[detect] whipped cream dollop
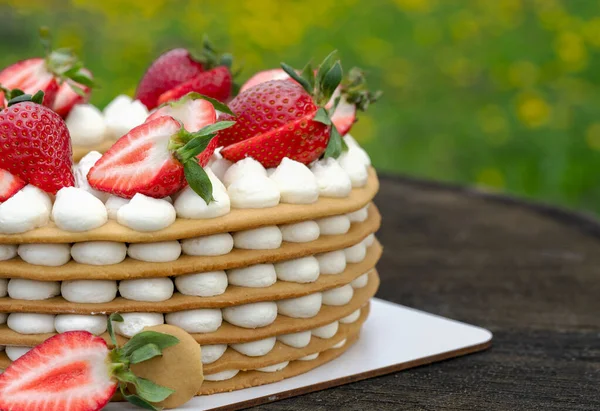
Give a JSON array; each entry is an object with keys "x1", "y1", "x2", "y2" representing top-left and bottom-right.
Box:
[
  {"x1": 0, "y1": 185, "x2": 52, "y2": 234},
  {"x1": 74, "y1": 151, "x2": 109, "y2": 202},
  {"x1": 233, "y1": 226, "x2": 282, "y2": 250},
  {"x1": 270, "y1": 158, "x2": 319, "y2": 204},
  {"x1": 7, "y1": 313, "x2": 55, "y2": 334},
  {"x1": 113, "y1": 312, "x2": 164, "y2": 338},
  {"x1": 364, "y1": 233, "x2": 375, "y2": 247},
  {"x1": 117, "y1": 194, "x2": 176, "y2": 232},
  {"x1": 119, "y1": 278, "x2": 174, "y2": 302},
  {"x1": 104, "y1": 95, "x2": 148, "y2": 140},
  {"x1": 174, "y1": 168, "x2": 230, "y2": 219},
  {"x1": 351, "y1": 272, "x2": 369, "y2": 288},
  {"x1": 201, "y1": 344, "x2": 228, "y2": 364},
  {"x1": 344, "y1": 242, "x2": 367, "y2": 263},
  {"x1": 228, "y1": 172, "x2": 280, "y2": 209},
  {"x1": 52, "y1": 187, "x2": 108, "y2": 232},
  {"x1": 71, "y1": 241, "x2": 127, "y2": 266},
  {"x1": 61, "y1": 279, "x2": 118, "y2": 303},
  {"x1": 310, "y1": 158, "x2": 352, "y2": 198},
  {"x1": 230, "y1": 337, "x2": 276, "y2": 357},
  {"x1": 181, "y1": 233, "x2": 234, "y2": 256},
  {"x1": 105, "y1": 195, "x2": 130, "y2": 220},
  {"x1": 66, "y1": 104, "x2": 107, "y2": 147},
  {"x1": 204, "y1": 369, "x2": 239, "y2": 382},
  {"x1": 312, "y1": 321, "x2": 339, "y2": 339},
  {"x1": 222, "y1": 301, "x2": 278, "y2": 329},
  {"x1": 277, "y1": 331, "x2": 312, "y2": 348},
  {"x1": 7, "y1": 279, "x2": 60, "y2": 301},
  {"x1": 275, "y1": 256, "x2": 320, "y2": 283},
  {"x1": 257, "y1": 361, "x2": 289, "y2": 373},
  {"x1": 277, "y1": 293, "x2": 322, "y2": 318},
  {"x1": 322, "y1": 284, "x2": 354, "y2": 306},
  {"x1": 338, "y1": 148, "x2": 369, "y2": 188},
  {"x1": 227, "y1": 264, "x2": 277, "y2": 288},
  {"x1": 316, "y1": 215, "x2": 351, "y2": 235},
  {"x1": 55, "y1": 314, "x2": 107, "y2": 335},
  {"x1": 208, "y1": 148, "x2": 232, "y2": 183},
  {"x1": 298, "y1": 352, "x2": 319, "y2": 361},
  {"x1": 279, "y1": 221, "x2": 320, "y2": 243},
  {"x1": 165, "y1": 309, "x2": 223, "y2": 333},
  {"x1": 344, "y1": 134, "x2": 372, "y2": 166},
  {"x1": 0, "y1": 244, "x2": 17, "y2": 261},
  {"x1": 331, "y1": 338, "x2": 347, "y2": 349},
  {"x1": 316, "y1": 250, "x2": 347, "y2": 275},
  {"x1": 18, "y1": 243, "x2": 71, "y2": 267},
  {"x1": 5, "y1": 346, "x2": 31, "y2": 361},
  {"x1": 347, "y1": 205, "x2": 369, "y2": 223},
  {"x1": 222, "y1": 158, "x2": 267, "y2": 187},
  {"x1": 340, "y1": 308, "x2": 361, "y2": 324},
  {"x1": 127, "y1": 241, "x2": 182, "y2": 262},
  {"x1": 174, "y1": 271, "x2": 228, "y2": 297}
]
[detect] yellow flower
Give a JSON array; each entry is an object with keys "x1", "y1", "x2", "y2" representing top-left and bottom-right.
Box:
[
  {"x1": 476, "y1": 168, "x2": 505, "y2": 190},
  {"x1": 515, "y1": 92, "x2": 551, "y2": 128},
  {"x1": 585, "y1": 123, "x2": 600, "y2": 151},
  {"x1": 554, "y1": 31, "x2": 588, "y2": 72},
  {"x1": 449, "y1": 11, "x2": 480, "y2": 41},
  {"x1": 508, "y1": 61, "x2": 539, "y2": 88},
  {"x1": 582, "y1": 18, "x2": 600, "y2": 49},
  {"x1": 394, "y1": 0, "x2": 434, "y2": 13}
]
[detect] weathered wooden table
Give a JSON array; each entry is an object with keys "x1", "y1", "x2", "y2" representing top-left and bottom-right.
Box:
[{"x1": 253, "y1": 173, "x2": 600, "y2": 410}]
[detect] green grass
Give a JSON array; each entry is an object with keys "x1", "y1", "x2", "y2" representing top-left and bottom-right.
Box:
[{"x1": 1, "y1": 0, "x2": 600, "y2": 212}]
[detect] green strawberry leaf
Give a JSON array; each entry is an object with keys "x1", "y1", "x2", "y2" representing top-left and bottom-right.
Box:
[
  {"x1": 108, "y1": 313, "x2": 124, "y2": 348},
  {"x1": 119, "y1": 383, "x2": 161, "y2": 411},
  {"x1": 184, "y1": 160, "x2": 214, "y2": 204},
  {"x1": 300, "y1": 62, "x2": 315, "y2": 92},
  {"x1": 134, "y1": 377, "x2": 175, "y2": 403},
  {"x1": 177, "y1": 135, "x2": 215, "y2": 163},
  {"x1": 324, "y1": 124, "x2": 347, "y2": 159},
  {"x1": 129, "y1": 343, "x2": 163, "y2": 364},
  {"x1": 281, "y1": 62, "x2": 312, "y2": 94},
  {"x1": 193, "y1": 120, "x2": 236, "y2": 137},
  {"x1": 321, "y1": 62, "x2": 342, "y2": 104},
  {"x1": 313, "y1": 107, "x2": 332, "y2": 125},
  {"x1": 121, "y1": 331, "x2": 179, "y2": 358},
  {"x1": 316, "y1": 50, "x2": 338, "y2": 87}
]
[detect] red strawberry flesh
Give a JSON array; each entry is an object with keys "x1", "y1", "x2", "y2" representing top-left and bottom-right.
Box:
[
  {"x1": 0, "y1": 168, "x2": 26, "y2": 202},
  {"x1": 0, "y1": 331, "x2": 116, "y2": 411},
  {"x1": 240, "y1": 68, "x2": 289, "y2": 93},
  {"x1": 147, "y1": 98, "x2": 216, "y2": 132},
  {"x1": 157, "y1": 66, "x2": 232, "y2": 105},
  {"x1": 136, "y1": 48, "x2": 204, "y2": 110},
  {"x1": 0, "y1": 58, "x2": 59, "y2": 107}
]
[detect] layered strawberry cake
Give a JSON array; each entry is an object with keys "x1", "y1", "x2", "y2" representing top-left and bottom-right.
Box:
[{"x1": 0, "y1": 38, "x2": 381, "y2": 400}]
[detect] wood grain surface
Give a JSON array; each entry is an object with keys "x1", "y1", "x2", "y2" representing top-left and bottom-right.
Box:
[{"x1": 250, "y1": 173, "x2": 600, "y2": 411}]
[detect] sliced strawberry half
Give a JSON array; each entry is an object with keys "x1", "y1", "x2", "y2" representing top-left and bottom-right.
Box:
[
  {"x1": 0, "y1": 58, "x2": 59, "y2": 107},
  {"x1": 157, "y1": 66, "x2": 232, "y2": 105},
  {"x1": 0, "y1": 168, "x2": 26, "y2": 202},
  {"x1": 0, "y1": 314, "x2": 184, "y2": 411},
  {"x1": 89, "y1": 110, "x2": 234, "y2": 201},
  {"x1": 51, "y1": 69, "x2": 93, "y2": 118},
  {"x1": 146, "y1": 93, "x2": 217, "y2": 132},
  {"x1": 328, "y1": 92, "x2": 356, "y2": 136},
  {"x1": 240, "y1": 68, "x2": 290, "y2": 93},
  {"x1": 0, "y1": 331, "x2": 115, "y2": 411}
]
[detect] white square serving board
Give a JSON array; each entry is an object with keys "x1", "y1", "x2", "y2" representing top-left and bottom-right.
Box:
[{"x1": 106, "y1": 298, "x2": 492, "y2": 411}]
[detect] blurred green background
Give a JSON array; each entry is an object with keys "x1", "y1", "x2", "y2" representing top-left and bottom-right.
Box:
[{"x1": 1, "y1": 0, "x2": 600, "y2": 212}]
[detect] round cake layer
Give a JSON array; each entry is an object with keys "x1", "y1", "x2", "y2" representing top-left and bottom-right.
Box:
[
  {"x1": 0, "y1": 271, "x2": 379, "y2": 346},
  {"x1": 0, "y1": 242, "x2": 380, "y2": 313},
  {"x1": 0, "y1": 205, "x2": 379, "y2": 280},
  {"x1": 0, "y1": 169, "x2": 378, "y2": 244},
  {"x1": 0, "y1": 303, "x2": 369, "y2": 376}
]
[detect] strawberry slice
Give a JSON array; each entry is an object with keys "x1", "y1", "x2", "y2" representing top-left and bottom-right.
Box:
[
  {"x1": 88, "y1": 109, "x2": 234, "y2": 200},
  {"x1": 52, "y1": 70, "x2": 93, "y2": 118},
  {"x1": 240, "y1": 68, "x2": 289, "y2": 93},
  {"x1": 0, "y1": 168, "x2": 26, "y2": 202},
  {"x1": 146, "y1": 93, "x2": 217, "y2": 132},
  {"x1": 0, "y1": 58, "x2": 59, "y2": 107},
  {"x1": 0, "y1": 331, "x2": 116, "y2": 411},
  {"x1": 0, "y1": 313, "x2": 183, "y2": 411},
  {"x1": 328, "y1": 93, "x2": 356, "y2": 136},
  {"x1": 157, "y1": 66, "x2": 232, "y2": 105},
  {"x1": 136, "y1": 48, "x2": 205, "y2": 110}
]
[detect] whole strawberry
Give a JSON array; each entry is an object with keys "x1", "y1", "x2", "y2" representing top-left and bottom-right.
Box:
[
  {"x1": 219, "y1": 51, "x2": 352, "y2": 167},
  {"x1": 137, "y1": 36, "x2": 236, "y2": 109},
  {"x1": 88, "y1": 95, "x2": 234, "y2": 201},
  {"x1": 0, "y1": 28, "x2": 94, "y2": 112},
  {"x1": 0, "y1": 90, "x2": 75, "y2": 194}
]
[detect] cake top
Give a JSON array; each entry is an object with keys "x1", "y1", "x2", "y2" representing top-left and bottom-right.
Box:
[{"x1": 0, "y1": 33, "x2": 380, "y2": 237}]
